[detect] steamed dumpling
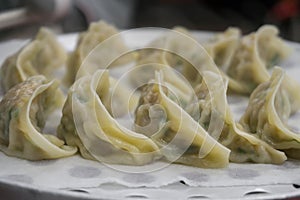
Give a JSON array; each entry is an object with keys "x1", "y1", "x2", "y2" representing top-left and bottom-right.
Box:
[
  {"x1": 0, "y1": 76, "x2": 77, "y2": 160},
  {"x1": 207, "y1": 25, "x2": 291, "y2": 94},
  {"x1": 203, "y1": 27, "x2": 250, "y2": 93},
  {"x1": 64, "y1": 20, "x2": 133, "y2": 86},
  {"x1": 188, "y1": 71, "x2": 286, "y2": 164},
  {"x1": 58, "y1": 70, "x2": 160, "y2": 165},
  {"x1": 130, "y1": 27, "x2": 206, "y2": 88},
  {"x1": 135, "y1": 71, "x2": 230, "y2": 168},
  {"x1": 130, "y1": 26, "x2": 232, "y2": 95},
  {"x1": 240, "y1": 67, "x2": 300, "y2": 159},
  {"x1": 204, "y1": 27, "x2": 241, "y2": 73},
  {"x1": 0, "y1": 28, "x2": 67, "y2": 93}
]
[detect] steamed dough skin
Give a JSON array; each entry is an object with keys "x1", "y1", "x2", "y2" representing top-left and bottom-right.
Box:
[
  {"x1": 0, "y1": 28, "x2": 67, "y2": 93},
  {"x1": 0, "y1": 76, "x2": 77, "y2": 160},
  {"x1": 64, "y1": 20, "x2": 133, "y2": 86},
  {"x1": 58, "y1": 70, "x2": 160, "y2": 165},
  {"x1": 205, "y1": 25, "x2": 291, "y2": 95},
  {"x1": 240, "y1": 67, "x2": 300, "y2": 159},
  {"x1": 190, "y1": 72, "x2": 286, "y2": 164},
  {"x1": 135, "y1": 72, "x2": 230, "y2": 168}
]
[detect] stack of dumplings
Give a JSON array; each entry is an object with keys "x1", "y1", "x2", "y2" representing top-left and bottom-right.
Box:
[{"x1": 0, "y1": 20, "x2": 299, "y2": 168}]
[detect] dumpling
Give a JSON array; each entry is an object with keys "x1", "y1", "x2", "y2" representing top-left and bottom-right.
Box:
[
  {"x1": 188, "y1": 71, "x2": 286, "y2": 164},
  {"x1": 130, "y1": 62, "x2": 195, "y2": 106},
  {"x1": 130, "y1": 26, "x2": 220, "y2": 89},
  {"x1": 0, "y1": 76, "x2": 77, "y2": 160},
  {"x1": 107, "y1": 76, "x2": 140, "y2": 117},
  {"x1": 254, "y1": 25, "x2": 291, "y2": 69},
  {"x1": 139, "y1": 68, "x2": 286, "y2": 164},
  {"x1": 0, "y1": 28, "x2": 67, "y2": 93},
  {"x1": 132, "y1": 25, "x2": 291, "y2": 97},
  {"x1": 128, "y1": 33, "x2": 174, "y2": 88},
  {"x1": 208, "y1": 25, "x2": 291, "y2": 94},
  {"x1": 204, "y1": 27, "x2": 241, "y2": 72},
  {"x1": 203, "y1": 27, "x2": 250, "y2": 94},
  {"x1": 64, "y1": 20, "x2": 133, "y2": 86},
  {"x1": 281, "y1": 74, "x2": 300, "y2": 115},
  {"x1": 239, "y1": 67, "x2": 300, "y2": 159},
  {"x1": 135, "y1": 71, "x2": 230, "y2": 168},
  {"x1": 57, "y1": 70, "x2": 160, "y2": 165}
]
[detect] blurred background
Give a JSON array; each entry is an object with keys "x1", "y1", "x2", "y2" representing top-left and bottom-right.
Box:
[{"x1": 0, "y1": 0, "x2": 299, "y2": 41}]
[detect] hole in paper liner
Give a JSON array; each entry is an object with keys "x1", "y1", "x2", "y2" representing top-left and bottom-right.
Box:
[
  {"x1": 68, "y1": 189, "x2": 89, "y2": 194},
  {"x1": 180, "y1": 180, "x2": 187, "y2": 185},
  {"x1": 125, "y1": 194, "x2": 148, "y2": 199},
  {"x1": 293, "y1": 184, "x2": 300, "y2": 189},
  {"x1": 188, "y1": 195, "x2": 210, "y2": 199},
  {"x1": 243, "y1": 188, "x2": 269, "y2": 196},
  {"x1": 180, "y1": 172, "x2": 210, "y2": 183}
]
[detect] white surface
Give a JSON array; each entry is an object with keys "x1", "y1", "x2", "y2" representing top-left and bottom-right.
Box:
[{"x1": 0, "y1": 30, "x2": 300, "y2": 199}]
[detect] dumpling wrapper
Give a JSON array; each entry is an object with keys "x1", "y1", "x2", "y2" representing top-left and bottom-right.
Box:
[
  {"x1": 205, "y1": 25, "x2": 291, "y2": 95},
  {"x1": 65, "y1": 20, "x2": 134, "y2": 86},
  {"x1": 227, "y1": 25, "x2": 291, "y2": 94},
  {"x1": 189, "y1": 71, "x2": 286, "y2": 164},
  {"x1": 204, "y1": 25, "x2": 300, "y2": 113},
  {"x1": 58, "y1": 70, "x2": 160, "y2": 165},
  {"x1": 135, "y1": 25, "x2": 289, "y2": 95},
  {"x1": 0, "y1": 28, "x2": 67, "y2": 93},
  {"x1": 203, "y1": 27, "x2": 250, "y2": 94},
  {"x1": 240, "y1": 67, "x2": 300, "y2": 159},
  {"x1": 135, "y1": 71, "x2": 230, "y2": 168},
  {"x1": 130, "y1": 26, "x2": 217, "y2": 89},
  {"x1": 0, "y1": 76, "x2": 77, "y2": 160},
  {"x1": 204, "y1": 27, "x2": 241, "y2": 73}
]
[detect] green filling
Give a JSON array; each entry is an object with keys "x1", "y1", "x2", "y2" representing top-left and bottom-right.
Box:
[
  {"x1": 184, "y1": 144, "x2": 199, "y2": 155},
  {"x1": 202, "y1": 121, "x2": 210, "y2": 131},
  {"x1": 267, "y1": 54, "x2": 280, "y2": 68},
  {"x1": 175, "y1": 59, "x2": 183, "y2": 66},
  {"x1": 10, "y1": 108, "x2": 19, "y2": 118},
  {"x1": 237, "y1": 147, "x2": 247, "y2": 154}
]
